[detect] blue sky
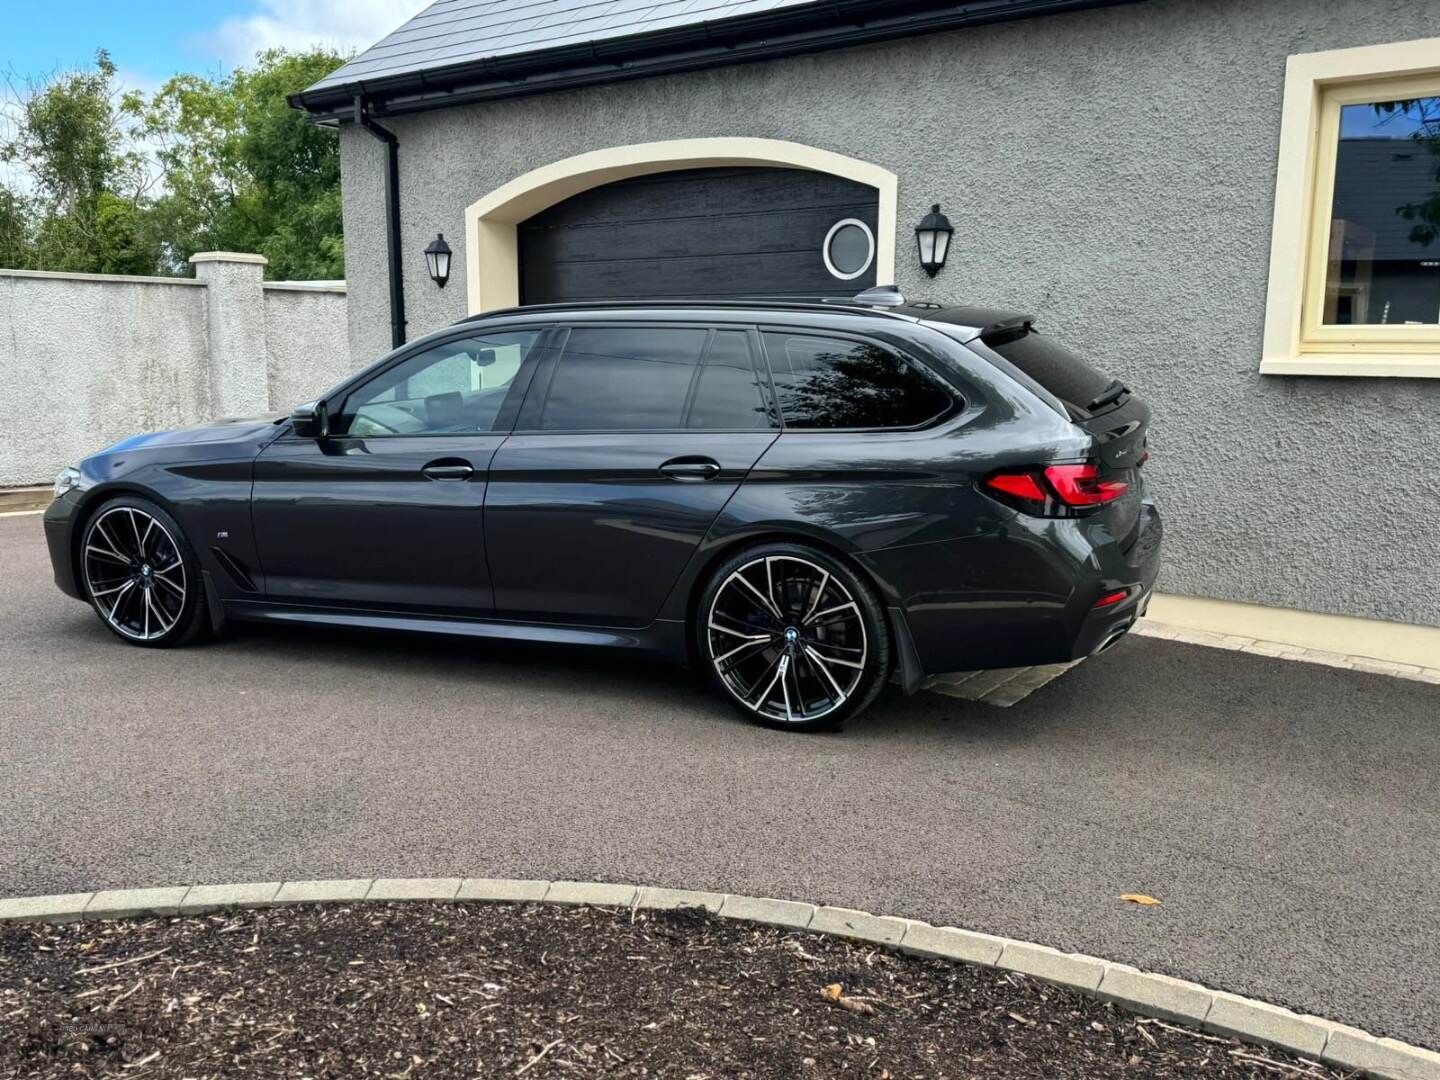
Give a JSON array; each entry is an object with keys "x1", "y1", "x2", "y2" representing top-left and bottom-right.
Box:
[{"x1": 3, "y1": 0, "x2": 429, "y2": 92}]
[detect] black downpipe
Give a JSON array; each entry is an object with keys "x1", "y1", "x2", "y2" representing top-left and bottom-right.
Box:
[{"x1": 354, "y1": 95, "x2": 406, "y2": 349}]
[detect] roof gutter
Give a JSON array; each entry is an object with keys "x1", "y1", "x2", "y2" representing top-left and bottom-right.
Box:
[
  {"x1": 354, "y1": 95, "x2": 406, "y2": 349},
  {"x1": 292, "y1": 0, "x2": 1144, "y2": 122}
]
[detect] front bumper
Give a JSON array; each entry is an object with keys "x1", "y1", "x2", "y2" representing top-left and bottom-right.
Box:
[{"x1": 43, "y1": 491, "x2": 85, "y2": 600}]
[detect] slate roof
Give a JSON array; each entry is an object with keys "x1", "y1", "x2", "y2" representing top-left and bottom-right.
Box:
[
  {"x1": 293, "y1": 0, "x2": 1143, "y2": 119},
  {"x1": 306, "y1": 0, "x2": 820, "y2": 93}
]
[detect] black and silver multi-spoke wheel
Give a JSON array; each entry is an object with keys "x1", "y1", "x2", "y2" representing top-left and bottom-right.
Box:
[
  {"x1": 81, "y1": 497, "x2": 209, "y2": 647},
  {"x1": 698, "y1": 543, "x2": 890, "y2": 731}
]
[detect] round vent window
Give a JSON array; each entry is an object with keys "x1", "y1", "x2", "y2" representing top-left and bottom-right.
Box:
[{"x1": 822, "y1": 218, "x2": 875, "y2": 281}]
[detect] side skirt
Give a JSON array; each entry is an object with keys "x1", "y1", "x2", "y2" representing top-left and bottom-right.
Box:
[{"x1": 222, "y1": 600, "x2": 689, "y2": 662}]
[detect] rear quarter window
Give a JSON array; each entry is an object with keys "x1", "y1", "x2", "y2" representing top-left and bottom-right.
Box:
[{"x1": 762, "y1": 332, "x2": 953, "y2": 430}]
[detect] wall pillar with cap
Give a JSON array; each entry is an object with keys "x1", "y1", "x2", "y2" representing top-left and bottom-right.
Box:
[{"x1": 190, "y1": 251, "x2": 270, "y2": 416}]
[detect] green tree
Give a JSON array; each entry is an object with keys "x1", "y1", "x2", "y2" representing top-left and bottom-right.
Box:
[
  {"x1": 131, "y1": 48, "x2": 346, "y2": 279},
  {"x1": 0, "y1": 185, "x2": 32, "y2": 268},
  {"x1": 0, "y1": 49, "x2": 153, "y2": 273},
  {"x1": 1, "y1": 47, "x2": 345, "y2": 279}
]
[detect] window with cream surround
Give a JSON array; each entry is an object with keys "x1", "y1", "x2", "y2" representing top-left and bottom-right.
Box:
[{"x1": 1262, "y1": 38, "x2": 1440, "y2": 377}]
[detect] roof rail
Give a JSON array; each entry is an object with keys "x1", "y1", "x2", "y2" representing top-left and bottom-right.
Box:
[{"x1": 457, "y1": 296, "x2": 920, "y2": 324}]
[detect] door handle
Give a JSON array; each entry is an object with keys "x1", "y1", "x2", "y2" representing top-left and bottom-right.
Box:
[
  {"x1": 421, "y1": 459, "x2": 474, "y2": 481},
  {"x1": 659, "y1": 457, "x2": 722, "y2": 482}
]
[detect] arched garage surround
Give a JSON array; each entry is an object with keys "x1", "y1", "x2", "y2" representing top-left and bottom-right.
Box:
[{"x1": 463, "y1": 138, "x2": 898, "y2": 314}]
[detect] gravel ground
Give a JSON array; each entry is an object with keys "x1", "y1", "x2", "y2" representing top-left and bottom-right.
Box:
[
  {"x1": 0, "y1": 903, "x2": 1357, "y2": 1079},
  {"x1": 2, "y1": 515, "x2": 1438, "y2": 1049}
]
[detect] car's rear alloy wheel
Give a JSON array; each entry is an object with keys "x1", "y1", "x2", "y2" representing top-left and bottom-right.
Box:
[
  {"x1": 701, "y1": 545, "x2": 889, "y2": 730},
  {"x1": 82, "y1": 498, "x2": 208, "y2": 647}
]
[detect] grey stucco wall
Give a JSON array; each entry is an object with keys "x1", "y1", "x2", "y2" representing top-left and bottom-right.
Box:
[
  {"x1": 263, "y1": 285, "x2": 355, "y2": 410},
  {"x1": 0, "y1": 273, "x2": 212, "y2": 488},
  {"x1": 338, "y1": 0, "x2": 1440, "y2": 629},
  {"x1": 0, "y1": 266, "x2": 350, "y2": 487}
]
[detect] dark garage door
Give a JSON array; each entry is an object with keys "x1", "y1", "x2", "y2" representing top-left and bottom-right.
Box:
[{"x1": 518, "y1": 166, "x2": 879, "y2": 304}]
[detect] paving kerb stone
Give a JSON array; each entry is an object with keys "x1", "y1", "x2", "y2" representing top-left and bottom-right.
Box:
[
  {"x1": 997, "y1": 940, "x2": 1106, "y2": 992},
  {"x1": 367, "y1": 878, "x2": 462, "y2": 901},
  {"x1": 273, "y1": 879, "x2": 373, "y2": 904},
  {"x1": 808, "y1": 905, "x2": 909, "y2": 945},
  {"x1": 0, "y1": 892, "x2": 94, "y2": 923},
  {"x1": 544, "y1": 881, "x2": 638, "y2": 906},
  {"x1": 456, "y1": 878, "x2": 551, "y2": 902},
  {"x1": 1096, "y1": 963, "x2": 1215, "y2": 1025},
  {"x1": 897, "y1": 921, "x2": 1006, "y2": 966},
  {"x1": 180, "y1": 882, "x2": 282, "y2": 913},
  {"x1": 636, "y1": 886, "x2": 726, "y2": 912},
  {"x1": 716, "y1": 894, "x2": 817, "y2": 930},
  {"x1": 1323, "y1": 1024, "x2": 1440, "y2": 1080},
  {"x1": 84, "y1": 887, "x2": 190, "y2": 920},
  {"x1": 1204, "y1": 991, "x2": 1329, "y2": 1056}
]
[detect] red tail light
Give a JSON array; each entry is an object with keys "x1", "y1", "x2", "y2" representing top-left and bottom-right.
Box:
[
  {"x1": 984, "y1": 472, "x2": 1048, "y2": 501},
  {"x1": 1093, "y1": 588, "x2": 1130, "y2": 609},
  {"x1": 1043, "y1": 464, "x2": 1129, "y2": 506},
  {"x1": 984, "y1": 463, "x2": 1131, "y2": 515}
]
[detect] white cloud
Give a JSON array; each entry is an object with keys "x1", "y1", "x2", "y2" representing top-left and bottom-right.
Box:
[
  {"x1": 202, "y1": 0, "x2": 431, "y2": 67},
  {"x1": 115, "y1": 67, "x2": 167, "y2": 99}
]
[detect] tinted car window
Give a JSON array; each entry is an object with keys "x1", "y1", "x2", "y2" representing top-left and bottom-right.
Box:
[
  {"x1": 341, "y1": 331, "x2": 541, "y2": 437},
  {"x1": 983, "y1": 329, "x2": 1114, "y2": 413},
  {"x1": 686, "y1": 331, "x2": 775, "y2": 430},
  {"x1": 763, "y1": 333, "x2": 952, "y2": 430},
  {"x1": 540, "y1": 327, "x2": 708, "y2": 430}
]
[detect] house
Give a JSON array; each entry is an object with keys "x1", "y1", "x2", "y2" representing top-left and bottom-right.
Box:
[{"x1": 291, "y1": 0, "x2": 1440, "y2": 663}]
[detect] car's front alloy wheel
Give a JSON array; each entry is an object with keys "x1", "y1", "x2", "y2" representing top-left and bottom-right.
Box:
[
  {"x1": 700, "y1": 544, "x2": 889, "y2": 730},
  {"x1": 81, "y1": 497, "x2": 209, "y2": 647}
]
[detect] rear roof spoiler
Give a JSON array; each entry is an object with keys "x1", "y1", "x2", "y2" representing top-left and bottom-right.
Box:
[{"x1": 977, "y1": 315, "x2": 1035, "y2": 344}]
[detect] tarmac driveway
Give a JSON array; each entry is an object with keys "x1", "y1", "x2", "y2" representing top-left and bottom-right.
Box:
[{"x1": 1, "y1": 513, "x2": 1437, "y2": 1049}]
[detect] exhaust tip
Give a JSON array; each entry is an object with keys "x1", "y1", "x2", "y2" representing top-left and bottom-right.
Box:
[{"x1": 1090, "y1": 626, "x2": 1131, "y2": 656}]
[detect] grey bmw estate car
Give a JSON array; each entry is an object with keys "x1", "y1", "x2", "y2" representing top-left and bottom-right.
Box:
[{"x1": 44, "y1": 286, "x2": 1161, "y2": 731}]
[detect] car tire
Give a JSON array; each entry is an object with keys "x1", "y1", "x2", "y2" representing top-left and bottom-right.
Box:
[
  {"x1": 696, "y1": 541, "x2": 890, "y2": 732},
  {"x1": 79, "y1": 495, "x2": 210, "y2": 648}
]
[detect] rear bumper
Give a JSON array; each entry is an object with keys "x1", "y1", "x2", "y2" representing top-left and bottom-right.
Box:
[
  {"x1": 1066, "y1": 500, "x2": 1163, "y2": 660},
  {"x1": 43, "y1": 492, "x2": 84, "y2": 600},
  {"x1": 864, "y1": 500, "x2": 1163, "y2": 679}
]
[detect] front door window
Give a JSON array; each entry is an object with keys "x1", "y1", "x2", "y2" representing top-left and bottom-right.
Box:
[{"x1": 340, "y1": 331, "x2": 542, "y2": 437}]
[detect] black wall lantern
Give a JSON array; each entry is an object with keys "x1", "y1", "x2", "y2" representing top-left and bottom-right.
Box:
[
  {"x1": 914, "y1": 204, "x2": 953, "y2": 278},
  {"x1": 424, "y1": 232, "x2": 452, "y2": 288}
]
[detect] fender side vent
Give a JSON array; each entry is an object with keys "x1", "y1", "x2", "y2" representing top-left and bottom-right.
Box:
[{"x1": 210, "y1": 546, "x2": 258, "y2": 592}]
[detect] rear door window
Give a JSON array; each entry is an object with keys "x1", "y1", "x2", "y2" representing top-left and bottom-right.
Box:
[
  {"x1": 685, "y1": 331, "x2": 775, "y2": 430},
  {"x1": 533, "y1": 326, "x2": 778, "y2": 432},
  {"x1": 538, "y1": 327, "x2": 708, "y2": 430},
  {"x1": 761, "y1": 332, "x2": 952, "y2": 430}
]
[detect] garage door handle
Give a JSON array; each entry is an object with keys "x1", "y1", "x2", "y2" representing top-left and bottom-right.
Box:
[
  {"x1": 422, "y1": 461, "x2": 474, "y2": 481},
  {"x1": 659, "y1": 457, "x2": 721, "y2": 482}
]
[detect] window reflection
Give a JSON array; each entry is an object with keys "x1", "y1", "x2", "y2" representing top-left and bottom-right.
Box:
[
  {"x1": 1324, "y1": 96, "x2": 1440, "y2": 325},
  {"x1": 764, "y1": 334, "x2": 952, "y2": 429}
]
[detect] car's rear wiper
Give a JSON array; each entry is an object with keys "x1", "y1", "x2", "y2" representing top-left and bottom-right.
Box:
[{"x1": 1086, "y1": 380, "x2": 1129, "y2": 411}]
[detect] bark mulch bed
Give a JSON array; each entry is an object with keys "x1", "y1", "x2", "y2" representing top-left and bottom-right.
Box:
[{"x1": 0, "y1": 902, "x2": 1355, "y2": 1079}]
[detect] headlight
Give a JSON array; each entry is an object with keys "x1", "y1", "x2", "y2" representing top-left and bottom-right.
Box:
[{"x1": 53, "y1": 466, "x2": 83, "y2": 498}]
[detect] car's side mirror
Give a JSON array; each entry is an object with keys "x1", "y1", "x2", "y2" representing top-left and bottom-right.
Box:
[{"x1": 290, "y1": 400, "x2": 330, "y2": 439}]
